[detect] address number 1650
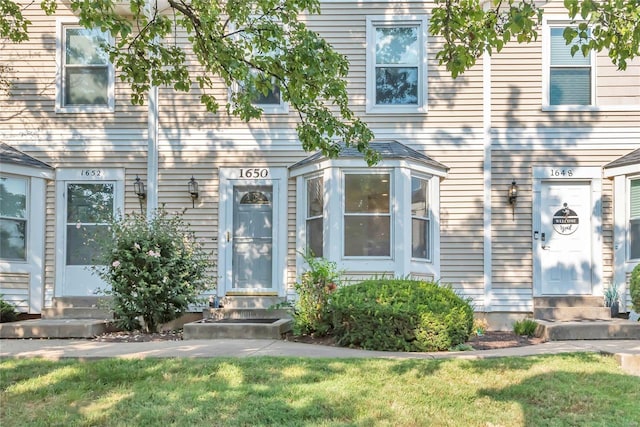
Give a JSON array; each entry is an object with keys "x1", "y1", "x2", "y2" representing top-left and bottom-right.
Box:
[{"x1": 239, "y1": 168, "x2": 269, "y2": 179}]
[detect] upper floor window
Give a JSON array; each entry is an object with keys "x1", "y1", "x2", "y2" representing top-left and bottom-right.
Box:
[
  {"x1": 56, "y1": 21, "x2": 114, "y2": 113},
  {"x1": 0, "y1": 175, "x2": 28, "y2": 261},
  {"x1": 548, "y1": 27, "x2": 592, "y2": 106},
  {"x1": 366, "y1": 16, "x2": 428, "y2": 114},
  {"x1": 629, "y1": 178, "x2": 640, "y2": 260},
  {"x1": 241, "y1": 70, "x2": 288, "y2": 114}
]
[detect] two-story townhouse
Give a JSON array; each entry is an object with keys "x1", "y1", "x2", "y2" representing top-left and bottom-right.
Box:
[{"x1": 1, "y1": 0, "x2": 638, "y2": 328}]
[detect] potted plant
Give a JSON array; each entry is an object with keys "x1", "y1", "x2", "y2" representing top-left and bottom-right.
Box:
[{"x1": 604, "y1": 283, "x2": 621, "y2": 318}]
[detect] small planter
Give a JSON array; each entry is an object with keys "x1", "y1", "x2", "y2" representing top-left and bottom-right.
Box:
[{"x1": 610, "y1": 302, "x2": 620, "y2": 318}]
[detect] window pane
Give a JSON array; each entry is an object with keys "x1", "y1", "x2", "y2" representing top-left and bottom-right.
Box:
[
  {"x1": 0, "y1": 218, "x2": 26, "y2": 260},
  {"x1": 66, "y1": 224, "x2": 110, "y2": 265},
  {"x1": 307, "y1": 177, "x2": 323, "y2": 217},
  {"x1": 375, "y1": 67, "x2": 418, "y2": 105},
  {"x1": 550, "y1": 68, "x2": 591, "y2": 105},
  {"x1": 345, "y1": 174, "x2": 390, "y2": 213},
  {"x1": 344, "y1": 216, "x2": 390, "y2": 256},
  {"x1": 631, "y1": 219, "x2": 640, "y2": 260},
  {"x1": 253, "y1": 86, "x2": 281, "y2": 105},
  {"x1": 66, "y1": 28, "x2": 109, "y2": 65},
  {"x1": 412, "y1": 218, "x2": 430, "y2": 259},
  {"x1": 0, "y1": 176, "x2": 27, "y2": 219},
  {"x1": 67, "y1": 183, "x2": 114, "y2": 223},
  {"x1": 376, "y1": 27, "x2": 418, "y2": 64},
  {"x1": 630, "y1": 179, "x2": 640, "y2": 218},
  {"x1": 550, "y1": 28, "x2": 590, "y2": 66},
  {"x1": 411, "y1": 177, "x2": 428, "y2": 217},
  {"x1": 306, "y1": 218, "x2": 323, "y2": 257},
  {"x1": 65, "y1": 67, "x2": 109, "y2": 106}
]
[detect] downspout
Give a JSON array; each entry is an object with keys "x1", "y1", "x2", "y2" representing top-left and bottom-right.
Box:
[
  {"x1": 145, "y1": 1, "x2": 159, "y2": 219},
  {"x1": 482, "y1": 47, "x2": 493, "y2": 313}
]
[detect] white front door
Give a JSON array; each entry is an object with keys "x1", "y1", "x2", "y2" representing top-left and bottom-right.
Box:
[
  {"x1": 539, "y1": 182, "x2": 593, "y2": 295},
  {"x1": 218, "y1": 168, "x2": 287, "y2": 296},
  {"x1": 55, "y1": 169, "x2": 124, "y2": 297}
]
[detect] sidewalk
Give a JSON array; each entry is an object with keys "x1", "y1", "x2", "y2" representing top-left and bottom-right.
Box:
[{"x1": 1, "y1": 338, "x2": 639, "y2": 374}]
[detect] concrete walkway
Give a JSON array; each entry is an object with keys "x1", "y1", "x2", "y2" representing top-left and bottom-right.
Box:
[{"x1": 1, "y1": 338, "x2": 639, "y2": 375}]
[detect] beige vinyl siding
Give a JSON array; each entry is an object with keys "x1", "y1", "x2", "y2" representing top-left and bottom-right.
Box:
[
  {"x1": 596, "y1": 57, "x2": 640, "y2": 106},
  {"x1": 0, "y1": 3, "x2": 147, "y2": 132},
  {"x1": 0, "y1": 272, "x2": 30, "y2": 312}
]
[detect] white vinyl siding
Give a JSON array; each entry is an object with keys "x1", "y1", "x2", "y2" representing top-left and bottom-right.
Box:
[
  {"x1": 56, "y1": 21, "x2": 114, "y2": 113},
  {"x1": 366, "y1": 16, "x2": 428, "y2": 114}
]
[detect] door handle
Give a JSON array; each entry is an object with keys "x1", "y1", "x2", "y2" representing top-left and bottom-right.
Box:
[{"x1": 226, "y1": 231, "x2": 231, "y2": 242}]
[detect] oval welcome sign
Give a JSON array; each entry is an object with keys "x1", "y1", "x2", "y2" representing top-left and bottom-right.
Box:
[{"x1": 552, "y1": 203, "x2": 579, "y2": 235}]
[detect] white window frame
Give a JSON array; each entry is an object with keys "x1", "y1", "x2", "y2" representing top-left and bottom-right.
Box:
[
  {"x1": 627, "y1": 176, "x2": 640, "y2": 262},
  {"x1": 342, "y1": 169, "x2": 393, "y2": 259},
  {"x1": 410, "y1": 173, "x2": 432, "y2": 262},
  {"x1": 366, "y1": 15, "x2": 428, "y2": 114},
  {"x1": 304, "y1": 173, "x2": 324, "y2": 258},
  {"x1": 55, "y1": 18, "x2": 115, "y2": 113},
  {"x1": 0, "y1": 174, "x2": 29, "y2": 262},
  {"x1": 542, "y1": 18, "x2": 596, "y2": 111}
]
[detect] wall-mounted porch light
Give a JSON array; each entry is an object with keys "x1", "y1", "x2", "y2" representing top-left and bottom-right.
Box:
[
  {"x1": 508, "y1": 180, "x2": 519, "y2": 218},
  {"x1": 188, "y1": 176, "x2": 199, "y2": 208},
  {"x1": 133, "y1": 175, "x2": 146, "y2": 213}
]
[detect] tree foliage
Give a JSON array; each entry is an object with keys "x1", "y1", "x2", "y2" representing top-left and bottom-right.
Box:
[{"x1": 2, "y1": 0, "x2": 639, "y2": 157}]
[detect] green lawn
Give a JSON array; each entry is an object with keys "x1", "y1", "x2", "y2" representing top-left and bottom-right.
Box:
[{"x1": 1, "y1": 354, "x2": 639, "y2": 426}]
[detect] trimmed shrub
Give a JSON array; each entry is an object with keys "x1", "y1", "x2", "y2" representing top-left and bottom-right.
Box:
[
  {"x1": 94, "y1": 209, "x2": 214, "y2": 333},
  {"x1": 0, "y1": 296, "x2": 18, "y2": 323},
  {"x1": 631, "y1": 263, "x2": 640, "y2": 313},
  {"x1": 330, "y1": 279, "x2": 474, "y2": 352}
]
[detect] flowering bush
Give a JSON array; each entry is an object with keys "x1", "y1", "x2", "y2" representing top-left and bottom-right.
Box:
[
  {"x1": 94, "y1": 209, "x2": 213, "y2": 333},
  {"x1": 292, "y1": 252, "x2": 342, "y2": 336}
]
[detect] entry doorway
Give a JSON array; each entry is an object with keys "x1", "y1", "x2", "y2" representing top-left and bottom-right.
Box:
[
  {"x1": 532, "y1": 167, "x2": 602, "y2": 297},
  {"x1": 218, "y1": 168, "x2": 287, "y2": 296}
]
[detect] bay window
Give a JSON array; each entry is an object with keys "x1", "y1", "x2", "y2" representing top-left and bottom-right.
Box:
[
  {"x1": 411, "y1": 176, "x2": 430, "y2": 260},
  {"x1": 306, "y1": 176, "x2": 324, "y2": 257}
]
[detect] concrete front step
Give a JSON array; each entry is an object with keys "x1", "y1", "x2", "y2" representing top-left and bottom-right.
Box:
[
  {"x1": 534, "y1": 307, "x2": 612, "y2": 321},
  {"x1": 0, "y1": 319, "x2": 112, "y2": 339},
  {"x1": 220, "y1": 296, "x2": 285, "y2": 309},
  {"x1": 204, "y1": 308, "x2": 292, "y2": 320},
  {"x1": 42, "y1": 307, "x2": 114, "y2": 320},
  {"x1": 183, "y1": 318, "x2": 292, "y2": 340},
  {"x1": 538, "y1": 319, "x2": 640, "y2": 341},
  {"x1": 534, "y1": 296, "x2": 604, "y2": 308}
]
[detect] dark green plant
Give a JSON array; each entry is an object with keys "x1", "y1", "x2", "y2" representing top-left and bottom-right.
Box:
[
  {"x1": 291, "y1": 252, "x2": 342, "y2": 336},
  {"x1": 94, "y1": 209, "x2": 214, "y2": 333},
  {"x1": 630, "y1": 263, "x2": 640, "y2": 313},
  {"x1": 513, "y1": 319, "x2": 539, "y2": 337},
  {"x1": 0, "y1": 296, "x2": 18, "y2": 323},
  {"x1": 330, "y1": 279, "x2": 474, "y2": 352}
]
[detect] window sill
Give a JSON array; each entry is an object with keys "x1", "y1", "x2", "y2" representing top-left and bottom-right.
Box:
[
  {"x1": 542, "y1": 105, "x2": 640, "y2": 112},
  {"x1": 55, "y1": 105, "x2": 115, "y2": 114}
]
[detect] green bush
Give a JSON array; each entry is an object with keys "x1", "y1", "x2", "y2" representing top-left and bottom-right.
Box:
[
  {"x1": 330, "y1": 279, "x2": 474, "y2": 352},
  {"x1": 94, "y1": 209, "x2": 214, "y2": 333},
  {"x1": 291, "y1": 253, "x2": 342, "y2": 336},
  {"x1": 630, "y1": 263, "x2": 640, "y2": 313},
  {"x1": 0, "y1": 296, "x2": 18, "y2": 323},
  {"x1": 513, "y1": 319, "x2": 538, "y2": 337}
]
